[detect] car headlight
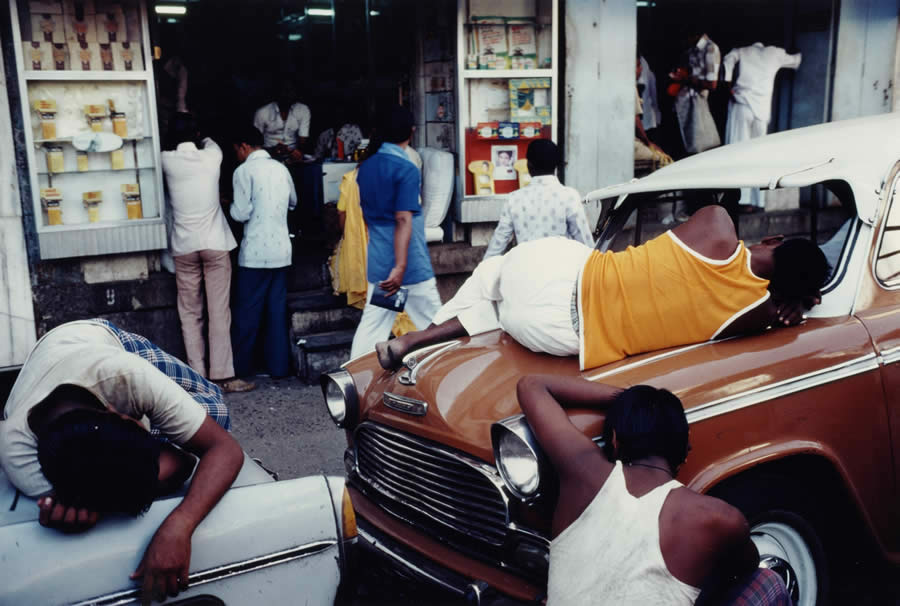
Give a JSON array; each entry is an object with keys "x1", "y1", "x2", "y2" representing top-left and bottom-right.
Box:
[
  {"x1": 320, "y1": 370, "x2": 358, "y2": 428},
  {"x1": 491, "y1": 415, "x2": 549, "y2": 502}
]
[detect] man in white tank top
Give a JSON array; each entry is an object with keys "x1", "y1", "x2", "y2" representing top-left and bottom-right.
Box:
[{"x1": 516, "y1": 375, "x2": 791, "y2": 605}]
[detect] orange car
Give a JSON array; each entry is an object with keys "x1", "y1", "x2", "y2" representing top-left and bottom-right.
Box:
[{"x1": 322, "y1": 114, "x2": 900, "y2": 606}]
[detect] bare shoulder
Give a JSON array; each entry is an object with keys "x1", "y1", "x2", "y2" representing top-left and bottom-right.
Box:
[
  {"x1": 672, "y1": 205, "x2": 738, "y2": 260},
  {"x1": 681, "y1": 490, "x2": 749, "y2": 545}
]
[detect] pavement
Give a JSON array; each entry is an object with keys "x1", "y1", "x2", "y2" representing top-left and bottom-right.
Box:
[{"x1": 225, "y1": 376, "x2": 346, "y2": 480}]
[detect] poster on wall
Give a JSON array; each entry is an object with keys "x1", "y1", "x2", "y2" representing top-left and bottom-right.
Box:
[
  {"x1": 424, "y1": 61, "x2": 453, "y2": 92},
  {"x1": 491, "y1": 144, "x2": 517, "y2": 181},
  {"x1": 426, "y1": 92, "x2": 453, "y2": 123},
  {"x1": 426, "y1": 123, "x2": 454, "y2": 152}
]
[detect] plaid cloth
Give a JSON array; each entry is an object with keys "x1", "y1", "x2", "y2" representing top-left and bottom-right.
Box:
[
  {"x1": 93, "y1": 319, "x2": 231, "y2": 433},
  {"x1": 723, "y1": 568, "x2": 791, "y2": 606}
]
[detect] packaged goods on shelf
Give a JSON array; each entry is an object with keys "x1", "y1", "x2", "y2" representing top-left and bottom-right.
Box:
[
  {"x1": 70, "y1": 40, "x2": 100, "y2": 70},
  {"x1": 82, "y1": 189, "x2": 102, "y2": 222},
  {"x1": 34, "y1": 99, "x2": 58, "y2": 138},
  {"x1": 519, "y1": 121, "x2": 542, "y2": 138},
  {"x1": 497, "y1": 122, "x2": 519, "y2": 139},
  {"x1": 64, "y1": 11, "x2": 97, "y2": 44},
  {"x1": 33, "y1": 12, "x2": 65, "y2": 43},
  {"x1": 113, "y1": 41, "x2": 139, "y2": 70},
  {"x1": 76, "y1": 151, "x2": 89, "y2": 171},
  {"x1": 46, "y1": 146, "x2": 64, "y2": 172},
  {"x1": 96, "y1": 5, "x2": 125, "y2": 44},
  {"x1": 122, "y1": 183, "x2": 141, "y2": 219},
  {"x1": 84, "y1": 103, "x2": 106, "y2": 131},
  {"x1": 507, "y1": 22, "x2": 536, "y2": 70},
  {"x1": 110, "y1": 148, "x2": 124, "y2": 169},
  {"x1": 476, "y1": 121, "x2": 499, "y2": 139},
  {"x1": 473, "y1": 17, "x2": 507, "y2": 70},
  {"x1": 40, "y1": 187, "x2": 63, "y2": 225}
]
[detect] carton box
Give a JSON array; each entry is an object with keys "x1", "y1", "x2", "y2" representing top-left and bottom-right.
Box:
[
  {"x1": 64, "y1": 12, "x2": 97, "y2": 43},
  {"x1": 32, "y1": 12, "x2": 65, "y2": 43},
  {"x1": 95, "y1": 5, "x2": 125, "y2": 44},
  {"x1": 69, "y1": 41, "x2": 101, "y2": 70}
]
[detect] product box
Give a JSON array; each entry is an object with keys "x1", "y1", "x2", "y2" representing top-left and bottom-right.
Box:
[
  {"x1": 473, "y1": 18, "x2": 507, "y2": 70},
  {"x1": 112, "y1": 41, "x2": 140, "y2": 70},
  {"x1": 508, "y1": 23, "x2": 537, "y2": 70},
  {"x1": 95, "y1": 5, "x2": 125, "y2": 44},
  {"x1": 46, "y1": 145, "x2": 65, "y2": 172},
  {"x1": 40, "y1": 187, "x2": 64, "y2": 225},
  {"x1": 34, "y1": 99, "x2": 58, "y2": 139},
  {"x1": 109, "y1": 148, "x2": 124, "y2": 169},
  {"x1": 475, "y1": 121, "x2": 499, "y2": 139},
  {"x1": 83, "y1": 190, "x2": 102, "y2": 222},
  {"x1": 70, "y1": 41, "x2": 101, "y2": 70},
  {"x1": 519, "y1": 122, "x2": 542, "y2": 138},
  {"x1": 121, "y1": 183, "x2": 142, "y2": 219},
  {"x1": 64, "y1": 12, "x2": 97, "y2": 43},
  {"x1": 32, "y1": 12, "x2": 66, "y2": 43},
  {"x1": 63, "y1": 0, "x2": 96, "y2": 14},
  {"x1": 84, "y1": 103, "x2": 106, "y2": 131},
  {"x1": 497, "y1": 122, "x2": 519, "y2": 139},
  {"x1": 30, "y1": 0, "x2": 63, "y2": 13}
]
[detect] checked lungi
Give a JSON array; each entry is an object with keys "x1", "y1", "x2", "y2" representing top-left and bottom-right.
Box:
[{"x1": 93, "y1": 319, "x2": 231, "y2": 433}]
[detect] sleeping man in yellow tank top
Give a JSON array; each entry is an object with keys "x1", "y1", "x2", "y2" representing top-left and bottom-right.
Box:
[{"x1": 374, "y1": 205, "x2": 830, "y2": 371}]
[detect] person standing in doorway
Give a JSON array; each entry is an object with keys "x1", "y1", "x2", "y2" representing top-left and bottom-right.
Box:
[
  {"x1": 349, "y1": 105, "x2": 442, "y2": 360},
  {"x1": 229, "y1": 124, "x2": 297, "y2": 379},
  {"x1": 253, "y1": 83, "x2": 311, "y2": 163},
  {"x1": 161, "y1": 113, "x2": 253, "y2": 393}
]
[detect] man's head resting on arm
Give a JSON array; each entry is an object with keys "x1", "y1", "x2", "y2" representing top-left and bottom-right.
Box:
[
  {"x1": 751, "y1": 236, "x2": 830, "y2": 303},
  {"x1": 33, "y1": 385, "x2": 193, "y2": 516},
  {"x1": 601, "y1": 385, "x2": 690, "y2": 473}
]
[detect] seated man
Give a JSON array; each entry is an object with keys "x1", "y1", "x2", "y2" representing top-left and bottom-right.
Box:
[
  {"x1": 377, "y1": 205, "x2": 828, "y2": 371},
  {"x1": 517, "y1": 374, "x2": 790, "y2": 605},
  {"x1": 0, "y1": 319, "x2": 244, "y2": 603}
]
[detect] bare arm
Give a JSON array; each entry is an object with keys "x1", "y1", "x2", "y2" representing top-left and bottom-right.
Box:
[
  {"x1": 717, "y1": 292, "x2": 822, "y2": 340},
  {"x1": 131, "y1": 417, "x2": 243, "y2": 604},
  {"x1": 379, "y1": 210, "x2": 412, "y2": 296},
  {"x1": 694, "y1": 503, "x2": 760, "y2": 604},
  {"x1": 516, "y1": 375, "x2": 621, "y2": 474}
]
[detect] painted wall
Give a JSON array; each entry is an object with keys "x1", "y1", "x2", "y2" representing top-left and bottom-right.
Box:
[
  {"x1": 0, "y1": 37, "x2": 36, "y2": 367},
  {"x1": 832, "y1": 0, "x2": 898, "y2": 120},
  {"x1": 564, "y1": 0, "x2": 636, "y2": 226}
]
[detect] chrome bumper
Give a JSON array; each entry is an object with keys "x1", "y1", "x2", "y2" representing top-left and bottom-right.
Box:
[{"x1": 356, "y1": 518, "x2": 536, "y2": 606}]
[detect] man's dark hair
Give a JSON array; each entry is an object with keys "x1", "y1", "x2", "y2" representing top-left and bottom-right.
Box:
[
  {"x1": 37, "y1": 408, "x2": 162, "y2": 516},
  {"x1": 166, "y1": 112, "x2": 199, "y2": 151},
  {"x1": 601, "y1": 385, "x2": 690, "y2": 472},
  {"x1": 770, "y1": 239, "x2": 830, "y2": 300},
  {"x1": 231, "y1": 124, "x2": 263, "y2": 148},
  {"x1": 379, "y1": 105, "x2": 414, "y2": 144},
  {"x1": 526, "y1": 139, "x2": 559, "y2": 176}
]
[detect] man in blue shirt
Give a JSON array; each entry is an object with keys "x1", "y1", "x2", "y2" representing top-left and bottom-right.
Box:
[{"x1": 349, "y1": 105, "x2": 442, "y2": 360}]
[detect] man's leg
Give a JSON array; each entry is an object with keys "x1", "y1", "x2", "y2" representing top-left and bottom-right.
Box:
[
  {"x1": 375, "y1": 256, "x2": 505, "y2": 369},
  {"x1": 201, "y1": 250, "x2": 236, "y2": 381},
  {"x1": 97, "y1": 319, "x2": 231, "y2": 432},
  {"x1": 350, "y1": 282, "x2": 399, "y2": 360},
  {"x1": 262, "y1": 267, "x2": 291, "y2": 378},
  {"x1": 231, "y1": 266, "x2": 268, "y2": 378},
  {"x1": 174, "y1": 251, "x2": 207, "y2": 377}
]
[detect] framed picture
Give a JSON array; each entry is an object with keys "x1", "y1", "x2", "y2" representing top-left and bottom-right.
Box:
[
  {"x1": 491, "y1": 144, "x2": 517, "y2": 181},
  {"x1": 509, "y1": 77, "x2": 551, "y2": 125}
]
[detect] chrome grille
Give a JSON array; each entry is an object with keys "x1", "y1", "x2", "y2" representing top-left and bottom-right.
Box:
[{"x1": 354, "y1": 422, "x2": 509, "y2": 547}]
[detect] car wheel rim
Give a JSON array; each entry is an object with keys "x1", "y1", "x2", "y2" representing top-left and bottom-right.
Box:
[{"x1": 751, "y1": 521, "x2": 817, "y2": 606}]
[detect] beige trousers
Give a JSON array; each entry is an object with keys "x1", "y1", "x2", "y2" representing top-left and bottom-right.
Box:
[{"x1": 174, "y1": 249, "x2": 234, "y2": 380}]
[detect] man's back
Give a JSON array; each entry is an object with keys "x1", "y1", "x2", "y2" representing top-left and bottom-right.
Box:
[
  {"x1": 484, "y1": 175, "x2": 592, "y2": 258},
  {"x1": 357, "y1": 147, "x2": 433, "y2": 285},
  {"x1": 230, "y1": 149, "x2": 296, "y2": 268}
]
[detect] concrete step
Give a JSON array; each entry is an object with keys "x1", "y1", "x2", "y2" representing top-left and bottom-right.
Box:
[
  {"x1": 292, "y1": 328, "x2": 356, "y2": 384},
  {"x1": 288, "y1": 289, "x2": 362, "y2": 335}
]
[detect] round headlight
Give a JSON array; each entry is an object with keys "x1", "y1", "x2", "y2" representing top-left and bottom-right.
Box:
[
  {"x1": 498, "y1": 433, "x2": 540, "y2": 497},
  {"x1": 324, "y1": 378, "x2": 346, "y2": 425},
  {"x1": 320, "y1": 370, "x2": 359, "y2": 428}
]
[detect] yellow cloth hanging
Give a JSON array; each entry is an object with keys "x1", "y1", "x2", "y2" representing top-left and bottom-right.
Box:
[{"x1": 329, "y1": 169, "x2": 416, "y2": 337}]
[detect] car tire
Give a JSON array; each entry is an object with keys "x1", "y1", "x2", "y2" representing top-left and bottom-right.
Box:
[{"x1": 747, "y1": 510, "x2": 829, "y2": 606}]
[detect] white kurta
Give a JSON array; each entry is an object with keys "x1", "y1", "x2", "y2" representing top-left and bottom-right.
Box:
[{"x1": 723, "y1": 43, "x2": 802, "y2": 207}]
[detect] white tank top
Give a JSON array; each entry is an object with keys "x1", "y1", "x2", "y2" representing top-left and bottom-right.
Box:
[{"x1": 546, "y1": 461, "x2": 702, "y2": 605}]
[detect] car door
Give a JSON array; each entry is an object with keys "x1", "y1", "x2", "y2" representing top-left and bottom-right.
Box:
[{"x1": 0, "y1": 457, "x2": 345, "y2": 606}]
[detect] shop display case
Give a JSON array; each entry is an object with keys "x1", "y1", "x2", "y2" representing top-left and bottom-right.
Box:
[
  {"x1": 456, "y1": 0, "x2": 558, "y2": 223},
  {"x1": 9, "y1": 0, "x2": 165, "y2": 259}
]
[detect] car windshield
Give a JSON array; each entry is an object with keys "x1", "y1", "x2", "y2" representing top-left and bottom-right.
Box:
[{"x1": 593, "y1": 181, "x2": 857, "y2": 292}]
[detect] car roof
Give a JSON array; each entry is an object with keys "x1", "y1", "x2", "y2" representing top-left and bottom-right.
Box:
[{"x1": 585, "y1": 113, "x2": 900, "y2": 222}]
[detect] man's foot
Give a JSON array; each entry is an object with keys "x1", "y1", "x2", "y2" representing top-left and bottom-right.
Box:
[
  {"x1": 375, "y1": 340, "x2": 405, "y2": 370},
  {"x1": 217, "y1": 378, "x2": 256, "y2": 393}
]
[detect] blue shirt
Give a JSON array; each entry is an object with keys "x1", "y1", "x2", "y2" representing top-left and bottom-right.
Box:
[{"x1": 358, "y1": 143, "x2": 434, "y2": 285}]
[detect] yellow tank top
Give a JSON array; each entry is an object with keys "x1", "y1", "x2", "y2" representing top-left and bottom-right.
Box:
[{"x1": 577, "y1": 231, "x2": 770, "y2": 370}]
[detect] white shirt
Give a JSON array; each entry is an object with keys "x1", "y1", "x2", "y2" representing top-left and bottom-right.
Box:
[
  {"x1": 638, "y1": 55, "x2": 662, "y2": 130},
  {"x1": 161, "y1": 138, "x2": 237, "y2": 256},
  {"x1": 230, "y1": 149, "x2": 297, "y2": 268},
  {"x1": 484, "y1": 175, "x2": 594, "y2": 258},
  {"x1": 723, "y1": 43, "x2": 802, "y2": 123},
  {"x1": 253, "y1": 101, "x2": 311, "y2": 150},
  {"x1": 0, "y1": 321, "x2": 208, "y2": 497}
]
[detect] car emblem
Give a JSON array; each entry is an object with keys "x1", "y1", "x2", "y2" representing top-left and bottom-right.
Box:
[{"x1": 383, "y1": 392, "x2": 428, "y2": 416}]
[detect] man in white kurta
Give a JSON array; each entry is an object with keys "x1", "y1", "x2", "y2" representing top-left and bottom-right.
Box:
[{"x1": 723, "y1": 43, "x2": 802, "y2": 209}]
